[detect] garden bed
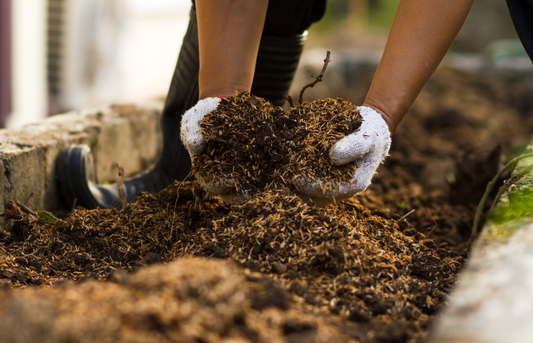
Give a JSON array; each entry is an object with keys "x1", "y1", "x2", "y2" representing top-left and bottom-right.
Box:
[{"x1": 0, "y1": 66, "x2": 532, "y2": 343}]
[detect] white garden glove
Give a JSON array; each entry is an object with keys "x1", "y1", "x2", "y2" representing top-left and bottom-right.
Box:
[
  {"x1": 181, "y1": 97, "x2": 221, "y2": 157},
  {"x1": 181, "y1": 97, "x2": 243, "y2": 203},
  {"x1": 293, "y1": 106, "x2": 391, "y2": 205}
]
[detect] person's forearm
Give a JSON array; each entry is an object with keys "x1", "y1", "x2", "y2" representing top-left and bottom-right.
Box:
[
  {"x1": 363, "y1": 0, "x2": 474, "y2": 133},
  {"x1": 196, "y1": 0, "x2": 269, "y2": 100}
]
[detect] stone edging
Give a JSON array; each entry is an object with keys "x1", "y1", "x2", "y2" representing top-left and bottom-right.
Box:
[
  {"x1": 428, "y1": 139, "x2": 533, "y2": 343},
  {"x1": 0, "y1": 101, "x2": 163, "y2": 214}
]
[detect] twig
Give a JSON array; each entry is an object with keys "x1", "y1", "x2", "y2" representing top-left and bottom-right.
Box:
[
  {"x1": 490, "y1": 164, "x2": 533, "y2": 213},
  {"x1": 397, "y1": 209, "x2": 415, "y2": 223},
  {"x1": 14, "y1": 200, "x2": 37, "y2": 217},
  {"x1": 116, "y1": 163, "x2": 128, "y2": 209},
  {"x1": 426, "y1": 225, "x2": 438, "y2": 237},
  {"x1": 286, "y1": 95, "x2": 296, "y2": 108},
  {"x1": 206, "y1": 135, "x2": 230, "y2": 144},
  {"x1": 171, "y1": 170, "x2": 194, "y2": 233},
  {"x1": 24, "y1": 192, "x2": 34, "y2": 205},
  {"x1": 427, "y1": 208, "x2": 438, "y2": 225},
  {"x1": 298, "y1": 51, "x2": 331, "y2": 105},
  {"x1": 425, "y1": 208, "x2": 439, "y2": 236},
  {"x1": 470, "y1": 151, "x2": 533, "y2": 244}
]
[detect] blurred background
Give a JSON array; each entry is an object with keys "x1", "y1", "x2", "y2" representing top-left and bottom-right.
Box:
[{"x1": 0, "y1": 0, "x2": 529, "y2": 128}]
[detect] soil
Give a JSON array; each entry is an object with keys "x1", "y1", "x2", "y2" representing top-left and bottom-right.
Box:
[{"x1": 0, "y1": 66, "x2": 532, "y2": 343}]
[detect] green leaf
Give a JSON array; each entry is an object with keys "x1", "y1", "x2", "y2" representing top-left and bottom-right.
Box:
[{"x1": 36, "y1": 210, "x2": 58, "y2": 223}]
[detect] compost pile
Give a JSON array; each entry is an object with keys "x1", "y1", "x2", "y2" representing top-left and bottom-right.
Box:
[
  {"x1": 195, "y1": 92, "x2": 362, "y2": 196},
  {"x1": 0, "y1": 66, "x2": 533, "y2": 343}
]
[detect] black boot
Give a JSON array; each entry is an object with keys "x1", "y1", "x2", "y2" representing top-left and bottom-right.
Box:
[
  {"x1": 56, "y1": 7, "x2": 200, "y2": 209},
  {"x1": 55, "y1": 11, "x2": 306, "y2": 210}
]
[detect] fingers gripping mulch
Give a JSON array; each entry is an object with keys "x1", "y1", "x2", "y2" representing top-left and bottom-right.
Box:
[
  {"x1": 0, "y1": 182, "x2": 463, "y2": 343},
  {"x1": 195, "y1": 92, "x2": 362, "y2": 196}
]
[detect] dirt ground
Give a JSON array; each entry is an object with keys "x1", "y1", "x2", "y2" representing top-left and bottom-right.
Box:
[{"x1": 0, "y1": 66, "x2": 533, "y2": 343}]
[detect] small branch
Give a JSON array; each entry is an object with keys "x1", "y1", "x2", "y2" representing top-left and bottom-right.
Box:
[
  {"x1": 298, "y1": 51, "x2": 331, "y2": 105},
  {"x1": 116, "y1": 163, "x2": 128, "y2": 209},
  {"x1": 470, "y1": 152, "x2": 533, "y2": 245},
  {"x1": 397, "y1": 209, "x2": 415, "y2": 223},
  {"x1": 14, "y1": 200, "x2": 37, "y2": 217},
  {"x1": 286, "y1": 95, "x2": 296, "y2": 108},
  {"x1": 425, "y1": 208, "x2": 439, "y2": 236},
  {"x1": 489, "y1": 164, "x2": 533, "y2": 213},
  {"x1": 24, "y1": 192, "x2": 34, "y2": 205}
]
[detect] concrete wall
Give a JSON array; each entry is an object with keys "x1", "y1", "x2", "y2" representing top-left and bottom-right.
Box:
[{"x1": 0, "y1": 101, "x2": 162, "y2": 214}]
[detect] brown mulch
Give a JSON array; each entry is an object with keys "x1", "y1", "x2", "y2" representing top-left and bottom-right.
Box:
[
  {"x1": 0, "y1": 183, "x2": 462, "y2": 343},
  {"x1": 195, "y1": 93, "x2": 362, "y2": 197},
  {"x1": 0, "y1": 66, "x2": 532, "y2": 343}
]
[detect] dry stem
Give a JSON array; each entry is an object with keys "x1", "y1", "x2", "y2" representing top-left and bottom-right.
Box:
[
  {"x1": 116, "y1": 163, "x2": 127, "y2": 209},
  {"x1": 470, "y1": 151, "x2": 533, "y2": 245},
  {"x1": 298, "y1": 51, "x2": 331, "y2": 105},
  {"x1": 286, "y1": 95, "x2": 296, "y2": 108}
]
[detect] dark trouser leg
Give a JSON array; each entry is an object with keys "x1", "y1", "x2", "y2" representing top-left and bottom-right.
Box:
[
  {"x1": 55, "y1": 8, "x2": 200, "y2": 209},
  {"x1": 56, "y1": 6, "x2": 312, "y2": 210},
  {"x1": 252, "y1": 34, "x2": 307, "y2": 106},
  {"x1": 507, "y1": 0, "x2": 533, "y2": 62}
]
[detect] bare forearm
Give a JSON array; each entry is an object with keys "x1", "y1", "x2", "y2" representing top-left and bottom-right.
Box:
[
  {"x1": 363, "y1": 0, "x2": 474, "y2": 133},
  {"x1": 196, "y1": 0, "x2": 269, "y2": 100}
]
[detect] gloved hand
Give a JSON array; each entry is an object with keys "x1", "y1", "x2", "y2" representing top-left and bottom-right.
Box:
[
  {"x1": 293, "y1": 106, "x2": 391, "y2": 206},
  {"x1": 181, "y1": 97, "x2": 221, "y2": 156},
  {"x1": 181, "y1": 97, "x2": 245, "y2": 203}
]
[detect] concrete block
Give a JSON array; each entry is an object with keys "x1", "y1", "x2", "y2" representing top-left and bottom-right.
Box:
[
  {"x1": 0, "y1": 101, "x2": 163, "y2": 214},
  {"x1": 0, "y1": 144, "x2": 47, "y2": 212},
  {"x1": 0, "y1": 114, "x2": 99, "y2": 212},
  {"x1": 91, "y1": 103, "x2": 162, "y2": 183}
]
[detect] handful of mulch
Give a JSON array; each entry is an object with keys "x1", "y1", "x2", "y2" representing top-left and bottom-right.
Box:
[{"x1": 193, "y1": 92, "x2": 363, "y2": 196}]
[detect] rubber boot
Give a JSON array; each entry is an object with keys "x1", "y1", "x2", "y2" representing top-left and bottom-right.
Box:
[
  {"x1": 56, "y1": 8, "x2": 200, "y2": 209},
  {"x1": 55, "y1": 11, "x2": 307, "y2": 210},
  {"x1": 507, "y1": 0, "x2": 533, "y2": 62}
]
